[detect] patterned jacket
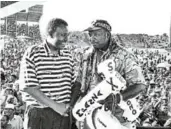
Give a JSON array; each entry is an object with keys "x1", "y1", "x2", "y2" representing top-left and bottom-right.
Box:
[{"x1": 77, "y1": 37, "x2": 145, "y2": 122}]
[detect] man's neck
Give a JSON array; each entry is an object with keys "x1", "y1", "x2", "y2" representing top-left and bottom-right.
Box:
[
  {"x1": 48, "y1": 42, "x2": 59, "y2": 51},
  {"x1": 98, "y1": 41, "x2": 110, "y2": 52},
  {"x1": 46, "y1": 37, "x2": 60, "y2": 51},
  {"x1": 46, "y1": 40, "x2": 61, "y2": 55},
  {"x1": 9, "y1": 114, "x2": 14, "y2": 121}
]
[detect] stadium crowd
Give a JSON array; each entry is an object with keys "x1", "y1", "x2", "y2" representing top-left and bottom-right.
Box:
[
  {"x1": 130, "y1": 48, "x2": 171, "y2": 127},
  {"x1": 0, "y1": 24, "x2": 171, "y2": 129},
  {"x1": 1, "y1": 22, "x2": 41, "y2": 40}
]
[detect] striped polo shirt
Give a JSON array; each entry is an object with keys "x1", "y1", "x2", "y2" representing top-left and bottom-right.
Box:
[{"x1": 19, "y1": 41, "x2": 76, "y2": 107}]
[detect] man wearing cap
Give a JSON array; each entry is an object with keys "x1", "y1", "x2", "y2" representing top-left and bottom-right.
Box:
[
  {"x1": 0, "y1": 115, "x2": 12, "y2": 129},
  {"x1": 77, "y1": 20, "x2": 146, "y2": 129}
]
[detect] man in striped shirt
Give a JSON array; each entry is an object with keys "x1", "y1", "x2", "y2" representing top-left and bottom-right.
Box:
[{"x1": 19, "y1": 18, "x2": 80, "y2": 129}]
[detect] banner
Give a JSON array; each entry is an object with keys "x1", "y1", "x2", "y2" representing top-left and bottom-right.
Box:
[{"x1": 73, "y1": 59, "x2": 142, "y2": 123}]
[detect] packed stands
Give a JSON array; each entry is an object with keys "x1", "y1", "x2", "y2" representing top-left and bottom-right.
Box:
[{"x1": 0, "y1": 1, "x2": 171, "y2": 129}]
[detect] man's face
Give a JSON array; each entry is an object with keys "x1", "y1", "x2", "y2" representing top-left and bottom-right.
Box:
[
  {"x1": 161, "y1": 99, "x2": 168, "y2": 106},
  {"x1": 15, "y1": 107, "x2": 21, "y2": 115},
  {"x1": 161, "y1": 106, "x2": 168, "y2": 113},
  {"x1": 89, "y1": 29, "x2": 109, "y2": 49},
  {"x1": 52, "y1": 25, "x2": 68, "y2": 49},
  {"x1": 3, "y1": 108, "x2": 14, "y2": 116},
  {"x1": 5, "y1": 89, "x2": 13, "y2": 96},
  {"x1": 1, "y1": 116, "x2": 8, "y2": 127},
  {"x1": 0, "y1": 79, "x2": 5, "y2": 88},
  {"x1": 165, "y1": 80, "x2": 171, "y2": 88},
  {"x1": 152, "y1": 94, "x2": 158, "y2": 102},
  {"x1": 17, "y1": 92, "x2": 22, "y2": 100},
  {"x1": 14, "y1": 83, "x2": 19, "y2": 91}
]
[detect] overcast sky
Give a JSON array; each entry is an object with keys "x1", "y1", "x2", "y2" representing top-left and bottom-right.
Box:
[
  {"x1": 0, "y1": 0, "x2": 171, "y2": 35},
  {"x1": 42, "y1": 0, "x2": 171, "y2": 35}
]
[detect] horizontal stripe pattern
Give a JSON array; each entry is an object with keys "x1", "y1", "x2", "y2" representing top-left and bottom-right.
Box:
[{"x1": 20, "y1": 43, "x2": 76, "y2": 107}]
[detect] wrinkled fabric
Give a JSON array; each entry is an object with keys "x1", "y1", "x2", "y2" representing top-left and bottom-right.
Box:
[
  {"x1": 77, "y1": 37, "x2": 145, "y2": 123},
  {"x1": 24, "y1": 106, "x2": 70, "y2": 129}
]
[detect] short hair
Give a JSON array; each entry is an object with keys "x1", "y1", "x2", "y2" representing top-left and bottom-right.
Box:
[{"x1": 39, "y1": 16, "x2": 68, "y2": 39}]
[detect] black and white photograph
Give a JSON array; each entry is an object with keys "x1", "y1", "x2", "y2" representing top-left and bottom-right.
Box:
[{"x1": 0, "y1": 0, "x2": 171, "y2": 129}]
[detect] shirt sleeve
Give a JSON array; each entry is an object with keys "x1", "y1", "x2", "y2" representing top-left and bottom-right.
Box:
[
  {"x1": 19, "y1": 46, "x2": 39, "y2": 91},
  {"x1": 124, "y1": 55, "x2": 145, "y2": 87}
]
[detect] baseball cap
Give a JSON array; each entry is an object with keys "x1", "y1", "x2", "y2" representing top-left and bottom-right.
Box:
[
  {"x1": 5, "y1": 104, "x2": 15, "y2": 110},
  {"x1": 84, "y1": 19, "x2": 112, "y2": 32}
]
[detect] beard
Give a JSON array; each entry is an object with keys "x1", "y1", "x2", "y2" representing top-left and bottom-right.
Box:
[{"x1": 54, "y1": 40, "x2": 66, "y2": 49}]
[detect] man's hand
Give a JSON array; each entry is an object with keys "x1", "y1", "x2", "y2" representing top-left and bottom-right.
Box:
[
  {"x1": 62, "y1": 104, "x2": 72, "y2": 117},
  {"x1": 98, "y1": 93, "x2": 121, "y2": 111},
  {"x1": 52, "y1": 103, "x2": 70, "y2": 116},
  {"x1": 24, "y1": 87, "x2": 70, "y2": 117}
]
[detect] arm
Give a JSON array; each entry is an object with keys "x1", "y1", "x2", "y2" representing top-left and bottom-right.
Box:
[
  {"x1": 121, "y1": 56, "x2": 146, "y2": 101},
  {"x1": 121, "y1": 83, "x2": 146, "y2": 101},
  {"x1": 19, "y1": 47, "x2": 67, "y2": 115},
  {"x1": 24, "y1": 87, "x2": 67, "y2": 114},
  {"x1": 70, "y1": 81, "x2": 81, "y2": 107}
]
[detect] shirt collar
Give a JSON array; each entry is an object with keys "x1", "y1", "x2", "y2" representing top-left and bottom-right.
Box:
[
  {"x1": 108, "y1": 37, "x2": 117, "y2": 53},
  {"x1": 44, "y1": 40, "x2": 51, "y2": 56}
]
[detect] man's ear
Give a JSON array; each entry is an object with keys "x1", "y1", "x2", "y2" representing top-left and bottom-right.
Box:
[{"x1": 106, "y1": 32, "x2": 111, "y2": 39}]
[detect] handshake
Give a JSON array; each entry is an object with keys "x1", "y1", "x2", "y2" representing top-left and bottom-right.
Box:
[{"x1": 98, "y1": 93, "x2": 122, "y2": 111}]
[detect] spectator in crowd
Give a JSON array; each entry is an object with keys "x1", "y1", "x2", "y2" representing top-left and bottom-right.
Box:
[
  {"x1": 0, "y1": 115, "x2": 12, "y2": 129},
  {"x1": 12, "y1": 80, "x2": 21, "y2": 102},
  {"x1": 4, "y1": 86, "x2": 18, "y2": 105},
  {"x1": 19, "y1": 17, "x2": 81, "y2": 129},
  {"x1": 11, "y1": 74, "x2": 17, "y2": 82},
  {"x1": 0, "y1": 68, "x2": 5, "y2": 87},
  {"x1": 0, "y1": 68, "x2": 6, "y2": 104},
  {"x1": 2, "y1": 104, "x2": 23, "y2": 129}
]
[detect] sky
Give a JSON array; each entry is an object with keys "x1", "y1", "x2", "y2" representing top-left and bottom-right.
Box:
[
  {"x1": 42, "y1": 0, "x2": 171, "y2": 35},
  {"x1": 0, "y1": 0, "x2": 171, "y2": 35}
]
